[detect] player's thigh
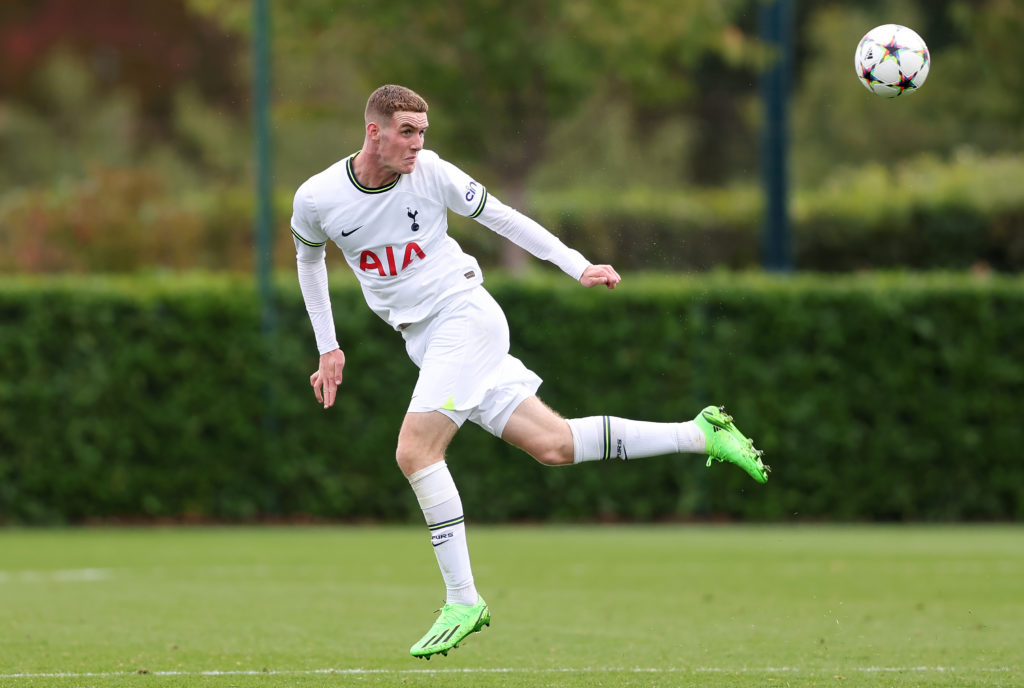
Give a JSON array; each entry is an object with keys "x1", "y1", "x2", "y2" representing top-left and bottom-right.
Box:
[
  {"x1": 501, "y1": 396, "x2": 574, "y2": 466},
  {"x1": 396, "y1": 410, "x2": 460, "y2": 477}
]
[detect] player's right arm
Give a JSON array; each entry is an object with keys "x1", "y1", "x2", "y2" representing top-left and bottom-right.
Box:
[{"x1": 292, "y1": 185, "x2": 344, "y2": 409}]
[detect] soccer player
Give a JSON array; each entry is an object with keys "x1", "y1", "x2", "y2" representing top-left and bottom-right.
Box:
[{"x1": 291, "y1": 84, "x2": 769, "y2": 660}]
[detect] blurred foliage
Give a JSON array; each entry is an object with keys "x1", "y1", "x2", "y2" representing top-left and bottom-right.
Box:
[
  {"x1": 0, "y1": 51, "x2": 138, "y2": 189},
  {"x1": 4, "y1": 149, "x2": 1021, "y2": 273},
  {"x1": 510, "y1": 151, "x2": 1024, "y2": 271},
  {"x1": 790, "y1": 0, "x2": 1024, "y2": 185},
  {"x1": 1, "y1": 0, "x2": 1023, "y2": 275},
  {"x1": 0, "y1": 0, "x2": 244, "y2": 176},
  {"x1": 188, "y1": 0, "x2": 758, "y2": 187},
  {"x1": 329, "y1": 0, "x2": 757, "y2": 191},
  {"x1": 2, "y1": 272, "x2": 1022, "y2": 523},
  {"x1": 0, "y1": 166, "x2": 267, "y2": 272}
]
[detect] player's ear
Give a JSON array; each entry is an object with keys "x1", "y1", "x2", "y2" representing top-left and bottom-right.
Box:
[{"x1": 366, "y1": 120, "x2": 380, "y2": 141}]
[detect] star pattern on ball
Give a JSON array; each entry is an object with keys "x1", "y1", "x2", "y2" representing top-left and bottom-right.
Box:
[
  {"x1": 895, "y1": 70, "x2": 919, "y2": 95},
  {"x1": 860, "y1": 63, "x2": 883, "y2": 85},
  {"x1": 880, "y1": 35, "x2": 905, "y2": 62}
]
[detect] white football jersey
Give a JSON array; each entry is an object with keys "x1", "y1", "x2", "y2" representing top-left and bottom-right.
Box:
[
  {"x1": 292, "y1": 150, "x2": 487, "y2": 328},
  {"x1": 291, "y1": 149, "x2": 589, "y2": 330}
]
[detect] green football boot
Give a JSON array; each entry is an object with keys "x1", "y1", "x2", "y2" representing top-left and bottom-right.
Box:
[
  {"x1": 409, "y1": 596, "x2": 490, "y2": 660},
  {"x1": 694, "y1": 405, "x2": 770, "y2": 484}
]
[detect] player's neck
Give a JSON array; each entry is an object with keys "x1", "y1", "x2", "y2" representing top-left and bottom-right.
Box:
[{"x1": 351, "y1": 150, "x2": 399, "y2": 189}]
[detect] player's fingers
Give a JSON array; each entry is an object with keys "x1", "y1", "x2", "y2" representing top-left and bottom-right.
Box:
[
  {"x1": 323, "y1": 377, "x2": 337, "y2": 409},
  {"x1": 320, "y1": 363, "x2": 334, "y2": 408},
  {"x1": 309, "y1": 370, "x2": 323, "y2": 404},
  {"x1": 325, "y1": 363, "x2": 342, "y2": 390},
  {"x1": 581, "y1": 268, "x2": 605, "y2": 288},
  {"x1": 592, "y1": 265, "x2": 620, "y2": 289}
]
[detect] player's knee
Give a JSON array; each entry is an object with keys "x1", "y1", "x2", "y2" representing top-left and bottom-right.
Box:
[
  {"x1": 394, "y1": 444, "x2": 413, "y2": 472},
  {"x1": 502, "y1": 401, "x2": 575, "y2": 466},
  {"x1": 395, "y1": 442, "x2": 435, "y2": 475},
  {"x1": 529, "y1": 438, "x2": 574, "y2": 467}
]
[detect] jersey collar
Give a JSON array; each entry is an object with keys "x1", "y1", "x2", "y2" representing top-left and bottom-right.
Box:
[{"x1": 346, "y1": 152, "x2": 401, "y2": 194}]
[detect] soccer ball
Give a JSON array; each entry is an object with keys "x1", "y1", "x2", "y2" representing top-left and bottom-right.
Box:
[{"x1": 854, "y1": 24, "x2": 930, "y2": 98}]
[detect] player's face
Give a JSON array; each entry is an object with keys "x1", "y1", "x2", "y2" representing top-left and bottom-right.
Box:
[{"x1": 378, "y1": 111, "x2": 428, "y2": 175}]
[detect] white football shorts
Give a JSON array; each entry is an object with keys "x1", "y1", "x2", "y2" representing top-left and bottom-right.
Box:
[{"x1": 401, "y1": 286, "x2": 542, "y2": 437}]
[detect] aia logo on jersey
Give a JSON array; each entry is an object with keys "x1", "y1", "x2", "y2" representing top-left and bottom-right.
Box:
[{"x1": 360, "y1": 242, "x2": 425, "y2": 276}]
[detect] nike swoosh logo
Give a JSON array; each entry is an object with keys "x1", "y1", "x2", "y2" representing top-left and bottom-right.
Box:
[{"x1": 340, "y1": 225, "x2": 363, "y2": 237}]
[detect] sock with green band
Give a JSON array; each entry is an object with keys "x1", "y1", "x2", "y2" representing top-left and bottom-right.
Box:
[{"x1": 566, "y1": 416, "x2": 706, "y2": 463}]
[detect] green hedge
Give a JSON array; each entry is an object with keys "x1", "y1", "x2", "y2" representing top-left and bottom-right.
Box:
[{"x1": 1, "y1": 271, "x2": 1023, "y2": 524}]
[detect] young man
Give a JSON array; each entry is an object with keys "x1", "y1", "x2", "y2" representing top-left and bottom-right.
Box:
[{"x1": 291, "y1": 85, "x2": 769, "y2": 660}]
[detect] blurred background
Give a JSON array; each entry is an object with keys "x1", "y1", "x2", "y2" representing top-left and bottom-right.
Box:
[{"x1": 1, "y1": 0, "x2": 1022, "y2": 524}]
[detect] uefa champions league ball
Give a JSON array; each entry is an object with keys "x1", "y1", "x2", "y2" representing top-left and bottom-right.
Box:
[{"x1": 854, "y1": 24, "x2": 930, "y2": 98}]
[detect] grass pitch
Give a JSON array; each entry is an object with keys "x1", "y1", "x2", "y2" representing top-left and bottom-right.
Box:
[{"x1": 1, "y1": 525, "x2": 1020, "y2": 687}]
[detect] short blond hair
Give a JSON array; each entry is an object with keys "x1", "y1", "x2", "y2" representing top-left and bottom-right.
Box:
[{"x1": 365, "y1": 85, "x2": 428, "y2": 124}]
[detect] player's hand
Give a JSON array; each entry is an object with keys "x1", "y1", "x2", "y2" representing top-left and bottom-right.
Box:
[
  {"x1": 311, "y1": 348, "x2": 346, "y2": 409},
  {"x1": 580, "y1": 264, "x2": 621, "y2": 290}
]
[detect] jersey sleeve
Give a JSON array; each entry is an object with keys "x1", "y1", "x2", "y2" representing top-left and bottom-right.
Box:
[
  {"x1": 294, "y1": 237, "x2": 339, "y2": 354},
  {"x1": 290, "y1": 184, "x2": 329, "y2": 248},
  {"x1": 291, "y1": 181, "x2": 338, "y2": 354},
  {"x1": 474, "y1": 193, "x2": 591, "y2": 281},
  {"x1": 434, "y1": 156, "x2": 489, "y2": 220}
]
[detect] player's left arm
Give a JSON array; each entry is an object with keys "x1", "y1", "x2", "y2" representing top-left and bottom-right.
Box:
[
  {"x1": 476, "y1": 196, "x2": 621, "y2": 288},
  {"x1": 436, "y1": 155, "x2": 619, "y2": 288}
]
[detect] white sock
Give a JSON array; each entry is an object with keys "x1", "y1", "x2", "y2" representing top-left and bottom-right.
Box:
[
  {"x1": 566, "y1": 416, "x2": 706, "y2": 463},
  {"x1": 407, "y1": 461, "x2": 478, "y2": 606}
]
